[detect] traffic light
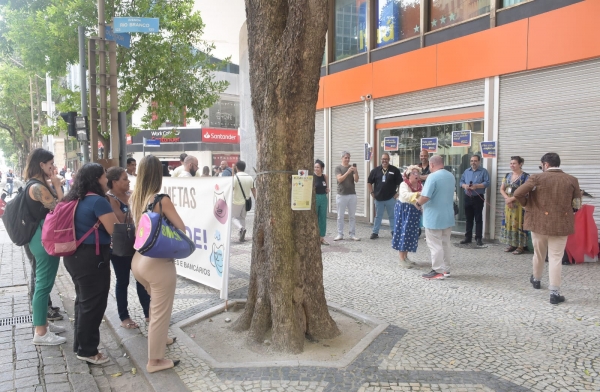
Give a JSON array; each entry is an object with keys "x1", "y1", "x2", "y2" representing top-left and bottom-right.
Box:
[{"x1": 59, "y1": 112, "x2": 77, "y2": 137}]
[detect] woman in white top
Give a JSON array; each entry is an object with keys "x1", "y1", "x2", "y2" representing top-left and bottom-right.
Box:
[{"x1": 391, "y1": 165, "x2": 422, "y2": 269}]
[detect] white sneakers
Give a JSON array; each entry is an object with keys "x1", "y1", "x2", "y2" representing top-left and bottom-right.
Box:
[
  {"x1": 334, "y1": 235, "x2": 361, "y2": 241},
  {"x1": 48, "y1": 323, "x2": 66, "y2": 334},
  {"x1": 32, "y1": 331, "x2": 66, "y2": 346}
]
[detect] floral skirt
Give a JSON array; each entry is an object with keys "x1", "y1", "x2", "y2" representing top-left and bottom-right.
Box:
[
  {"x1": 500, "y1": 202, "x2": 528, "y2": 247},
  {"x1": 392, "y1": 201, "x2": 421, "y2": 252}
]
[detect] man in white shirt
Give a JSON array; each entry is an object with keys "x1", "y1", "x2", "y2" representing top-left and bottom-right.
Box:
[
  {"x1": 172, "y1": 153, "x2": 188, "y2": 178},
  {"x1": 179, "y1": 155, "x2": 198, "y2": 177},
  {"x1": 126, "y1": 158, "x2": 137, "y2": 179},
  {"x1": 64, "y1": 168, "x2": 72, "y2": 192},
  {"x1": 232, "y1": 161, "x2": 256, "y2": 242}
]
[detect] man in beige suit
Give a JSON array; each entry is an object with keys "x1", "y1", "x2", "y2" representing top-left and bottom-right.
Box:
[{"x1": 508, "y1": 153, "x2": 580, "y2": 305}]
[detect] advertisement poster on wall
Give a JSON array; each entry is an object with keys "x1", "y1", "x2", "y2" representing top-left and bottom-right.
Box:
[
  {"x1": 452, "y1": 130, "x2": 472, "y2": 147},
  {"x1": 384, "y1": 136, "x2": 399, "y2": 151},
  {"x1": 480, "y1": 141, "x2": 497, "y2": 158},
  {"x1": 421, "y1": 137, "x2": 438, "y2": 153}
]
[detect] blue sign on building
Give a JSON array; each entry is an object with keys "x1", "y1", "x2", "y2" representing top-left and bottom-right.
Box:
[
  {"x1": 113, "y1": 17, "x2": 160, "y2": 33},
  {"x1": 143, "y1": 137, "x2": 161, "y2": 147},
  {"x1": 105, "y1": 26, "x2": 131, "y2": 48}
]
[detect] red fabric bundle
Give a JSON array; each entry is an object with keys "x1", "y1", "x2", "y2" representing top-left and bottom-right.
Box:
[{"x1": 565, "y1": 205, "x2": 599, "y2": 264}]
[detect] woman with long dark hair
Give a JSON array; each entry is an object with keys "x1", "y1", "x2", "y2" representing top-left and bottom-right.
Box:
[
  {"x1": 500, "y1": 156, "x2": 530, "y2": 254},
  {"x1": 25, "y1": 148, "x2": 67, "y2": 346},
  {"x1": 62, "y1": 163, "x2": 119, "y2": 364},
  {"x1": 130, "y1": 155, "x2": 183, "y2": 373},
  {"x1": 106, "y1": 167, "x2": 150, "y2": 329}
]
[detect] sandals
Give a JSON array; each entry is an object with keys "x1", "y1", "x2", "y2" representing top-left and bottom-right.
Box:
[
  {"x1": 77, "y1": 353, "x2": 110, "y2": 365},
  {"x1": 504, "y1": 246, "x2": 517, "y2": 253},
  {"x1": 512, "y1": 247, "x2": 525, "y2": 255},
  {"x1": 320, "y1": 239, "x2": 330, "y2": 246},
  {"x1": 120, "y1": 319, "x2": 139, "y2": 329}
]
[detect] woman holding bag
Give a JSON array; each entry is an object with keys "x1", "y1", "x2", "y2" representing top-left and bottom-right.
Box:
[
  {"x1": 106, "y1": 167, "x2": 150, "y2": 329},
  {"x1": 62, "y1": 163, "x2": 119, "y2": 364},
  {"x1": 130, "y1": 155, "x2": 183, "y2": 373}
]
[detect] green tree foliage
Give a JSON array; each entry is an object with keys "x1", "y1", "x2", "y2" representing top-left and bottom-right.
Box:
[
  {"x1": 0, "y1": 63, "x2": 34, "y2": 170},
  {"x1": 1, "y1": 0, "x2": 228, "y2": 137}
]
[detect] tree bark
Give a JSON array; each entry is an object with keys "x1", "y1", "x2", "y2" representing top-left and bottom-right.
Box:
[{"x1": 232, "y1": 0, "x2": 339, "y2": 353}]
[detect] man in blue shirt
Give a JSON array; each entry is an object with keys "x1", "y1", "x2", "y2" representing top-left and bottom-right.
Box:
[
  {"x1": 459, "y1": 155, "x2": 490, "y2": 246},
  {"x1": 415, "y1": 155, "x2": 455, "y2": 280}
]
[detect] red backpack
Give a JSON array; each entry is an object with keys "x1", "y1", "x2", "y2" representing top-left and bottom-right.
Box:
[{"x1": 42, "y1": 193, "x2": 100, "y2": 257}]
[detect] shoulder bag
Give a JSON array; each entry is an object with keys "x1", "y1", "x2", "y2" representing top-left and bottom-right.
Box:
[
  {"x1": 134, "y1": 194, "x2": 195, "y2": 259},
  {"x1": 235, "y1": 175, "x2": 252, "y2": 212},
  {"x1": 110, "y1": 195, "x2": 136, "y2": 257}
]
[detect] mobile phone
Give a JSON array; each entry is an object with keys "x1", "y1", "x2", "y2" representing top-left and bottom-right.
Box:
[
  {"x1": 352, "y1": 163, "x2": 357, "y2": 167},
  {"x1": 469, "y1": 181, "x2": 473, "y2": 187}
]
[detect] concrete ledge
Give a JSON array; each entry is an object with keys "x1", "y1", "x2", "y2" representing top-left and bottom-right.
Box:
[
  {"x1": 171, "y1": 299, "x2": 389, "y2": 369},
  {"x1": 103, "y1": 296, "x2": 188, "y2": 392}
]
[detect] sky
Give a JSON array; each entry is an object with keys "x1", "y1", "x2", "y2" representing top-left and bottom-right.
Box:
[{"x1": 193, "y1": 0, "x2": 246, "y2": 65}]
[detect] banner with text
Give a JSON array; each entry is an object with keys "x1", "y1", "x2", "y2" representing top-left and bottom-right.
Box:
[
  {"x1": 452, "y1": 130, "x2": 472, "y2": 147},
  {"x1": 132, "y1": 176, "x2": 233, "y2": 299},
  {"x1": 480, "y1": 141, "x2": 497, "y2": 158},
  {"x1": 421, "y1": 137, "x2": 438, "y2": 153}
]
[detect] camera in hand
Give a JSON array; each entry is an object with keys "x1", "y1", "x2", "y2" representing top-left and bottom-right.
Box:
[{"x1": 352, "y1": 163, "x2": 357, "y2": 167}]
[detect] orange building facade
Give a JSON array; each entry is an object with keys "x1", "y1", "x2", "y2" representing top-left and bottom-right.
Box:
[{"x1": 314, "y1": 0, "x2": 600, "y2": 238}]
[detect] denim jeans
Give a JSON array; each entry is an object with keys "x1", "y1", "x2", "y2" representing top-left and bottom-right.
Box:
[
  {"x1": 373, "y1": 198, "x2": 396, "y2": 234},
  {"x1": 111, "y1": 254, "x2": 150, "y2": 321}
]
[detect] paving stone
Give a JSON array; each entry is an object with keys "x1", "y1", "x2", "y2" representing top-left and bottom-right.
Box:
[
  {"x1": 44, "y1": 373, "x2": 69, "y2": 384},
  {"x1": 13, "y1": 375, "x2": 39, "y2": 389},
  {"x1": 45, "y1": 382, "x2": 71, "y2": 392}
]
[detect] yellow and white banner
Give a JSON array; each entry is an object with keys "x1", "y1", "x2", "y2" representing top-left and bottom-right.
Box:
[{"x1": 132, "y1": 176, "x2": 233, "y2": 299}]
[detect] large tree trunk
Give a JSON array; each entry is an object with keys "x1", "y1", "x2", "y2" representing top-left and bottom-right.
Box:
[{"x1": 232, "y1": 0, "x2": 339, "y2": 353}]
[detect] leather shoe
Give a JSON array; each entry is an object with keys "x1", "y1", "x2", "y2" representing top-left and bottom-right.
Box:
[
  {"x1": 459, "y1": 239, "x2": 471, "y2": 245},
  {"x1": 476, "y1": 239, "x2": 484, "y2": 246},
  {"x1": 550, "y1": 293, "x2": 565, "y2": 305},
  {"x1": 147, "y1": 359, "x2": 180, "y2": 373},
  {"x1": 370, "y1": 233, "x2": 379, "y2": 239},
  {"x1": 530, "y1": 275, "x2": 541, "y2": 289}
]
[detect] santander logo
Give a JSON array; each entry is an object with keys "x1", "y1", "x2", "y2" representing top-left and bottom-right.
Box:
[{"x1": 202, "y1": 128, "x2": 239, "y2": 144}]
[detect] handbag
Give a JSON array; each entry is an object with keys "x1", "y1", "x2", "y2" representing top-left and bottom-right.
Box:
[
  {"x1": 112, "y1": 204, "x2": 136, "y2": 257},
  {"x1": 133, "y1": 194, "x2": 196, "y2": 259},
  {"x1": 235, "y1": 174, "x2": 252, "y2": 212}
]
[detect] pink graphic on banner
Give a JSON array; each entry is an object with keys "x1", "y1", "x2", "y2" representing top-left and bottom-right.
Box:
[{"x1": 213, "y1": 184, "x2": 229, "y2": 224}]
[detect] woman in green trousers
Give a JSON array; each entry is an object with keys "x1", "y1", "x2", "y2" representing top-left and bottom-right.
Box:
[
  {"x1": 314, "y1": 160, "x2": 330, "y2": 245},
  {"x1": 25, "y1": 148, "x2": 66, "y2": 346}
]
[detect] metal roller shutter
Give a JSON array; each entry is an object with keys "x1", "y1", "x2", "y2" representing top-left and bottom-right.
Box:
[
  {"x1": 315, "y1": 110, "x2": 325, "y2": 164},
  {"x1": 331, "y1": 103, "x2": 366, "y2": 216},
  {"x1": 374, "y1": 80, "x2": 485, "y2": 119},
  {"x1": 496, "y1": 58, "x2": 600, "y2": 240}
]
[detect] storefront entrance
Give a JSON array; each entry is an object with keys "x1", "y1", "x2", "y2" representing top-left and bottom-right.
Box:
[{"x1": 377, "y1": 120, "x2": 484, "y2": 233}]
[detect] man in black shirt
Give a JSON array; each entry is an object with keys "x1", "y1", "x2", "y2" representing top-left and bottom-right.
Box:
[
  {"x1": 367, "y1": 153, "x2": 402, "y2": 239},
  {"x1": 418, "y1": 149, "x2": 431, "y2": 184}
]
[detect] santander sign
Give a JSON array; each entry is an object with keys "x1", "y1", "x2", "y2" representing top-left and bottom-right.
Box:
[{"x1": 201, "y1": 128, "x2": 240, "y2": 144}]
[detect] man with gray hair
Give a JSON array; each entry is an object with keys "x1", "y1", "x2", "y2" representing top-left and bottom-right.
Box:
[
  {"x1": 334, "y1": 151, "x2": 360, "y2": 241},
  {"x1": 414, "y1": 155, "x2": 455, "y2": 280}
]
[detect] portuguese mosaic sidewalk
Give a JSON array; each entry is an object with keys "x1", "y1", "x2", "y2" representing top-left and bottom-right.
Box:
[
  {"x1": 2, "y1": 213, "x2": 600, "y2": 391},
  {"x1": 121, "y1": 213, "x2": 600, "y2": 391}
]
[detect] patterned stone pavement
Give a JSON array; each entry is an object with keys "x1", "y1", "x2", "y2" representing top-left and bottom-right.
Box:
[{"x1": 118, "y1": 214, "x2": 600, "y2": 391}]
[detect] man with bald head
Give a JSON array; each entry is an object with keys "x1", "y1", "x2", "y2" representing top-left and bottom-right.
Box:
[
  {"x1": 220, "y1": 161, "x2": 232, "y2": 177},
  {"x1": 180, "y1": 155, "x2": 199, "y2": 177},
  {"x1": 414, "y1": 155, "x2": 455, "y2": 280}
]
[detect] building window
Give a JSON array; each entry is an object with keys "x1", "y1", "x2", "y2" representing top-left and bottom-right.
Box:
[
  {"x1": 377, "y1": 120, "x2": 484, "y2": 233},
  {"x1": 377, "y1": 0, "x2": 420, "y2": 48},
  {"x1": 502, "y1": 0, "x2": 528, "y2": 7},
  {"x1": 334, "y1": 0, "x2": 368, "y2": 61},
  {"x1": 208, "y1": 100, "x2": 240, "y2": 129},
  {"x1": 429, "y1": 0, "x2": 490, "y2": 32}
]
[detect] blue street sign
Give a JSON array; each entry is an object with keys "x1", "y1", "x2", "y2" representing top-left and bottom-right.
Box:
[
  {"x1": 143, "y1": 137, "x2": 161, "y2": 147},
  {"x1": 113, "y1": 17, "x2": 160, "y2": 33},
  {"x1": 105, "y1": 26, "x2": 131, "y2": 48}
]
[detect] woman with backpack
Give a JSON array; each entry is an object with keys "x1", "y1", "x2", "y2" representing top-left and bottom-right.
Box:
[
  {"x1": 130, "y1": 155, "x2": 184, "y2": 373},
  {"x1": 24, "y1": 149, "x2": 67, "y2": 346},
  {"x1": 105, "y1": 167, "x2": 150, "y2": 329},
  {"x1": 62, "y1": 163, "x2": 119, "y2": 364}
]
